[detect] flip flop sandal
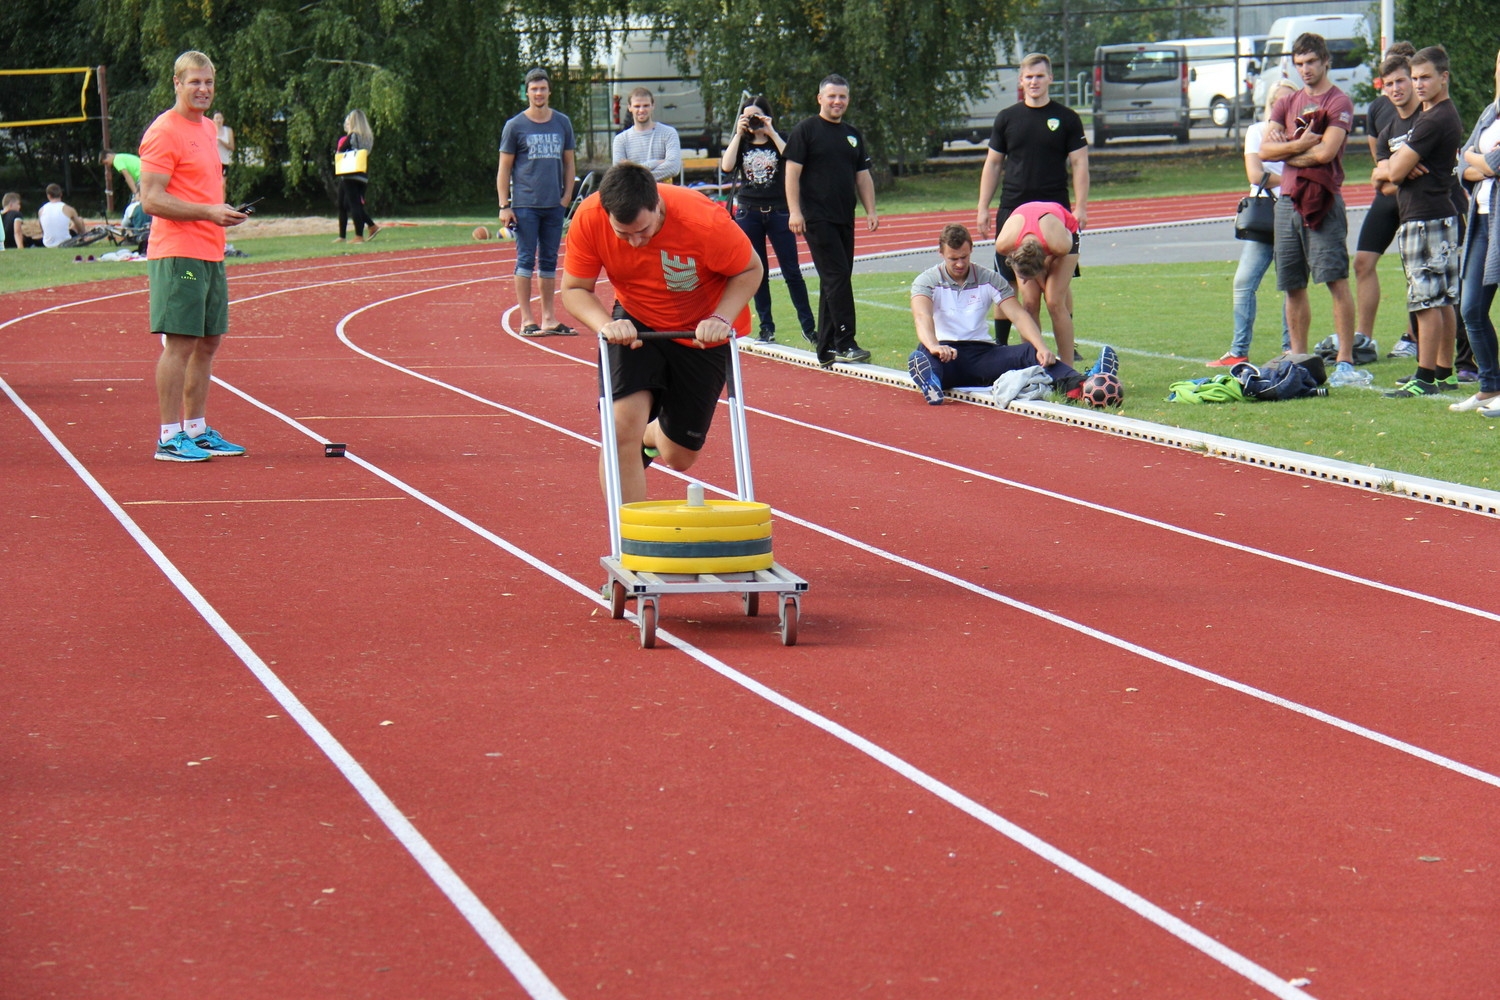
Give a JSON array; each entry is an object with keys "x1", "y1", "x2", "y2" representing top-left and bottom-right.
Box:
[
  {"x1": 546, "y1": 324, "x2": 577, "y2": 336},
  {"x1": 520, "y1": 324, "x2": 545, "y2": 337}
]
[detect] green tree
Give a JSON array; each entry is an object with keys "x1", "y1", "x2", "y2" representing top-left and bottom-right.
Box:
[
  {"x1": 1014, "y1": 0, "x2": 1219, "y2": 82},
  {"x1": 645, "y1": 0, "x2": 1021, "y2": 182},
  {"x1": 1398, "y1": 0, "x2": 1498, "y2": 124}
]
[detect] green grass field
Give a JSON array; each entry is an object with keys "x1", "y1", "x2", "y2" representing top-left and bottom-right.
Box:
[{"x1": 5, "y1": 144, "x2": 1494, "y2": 493}]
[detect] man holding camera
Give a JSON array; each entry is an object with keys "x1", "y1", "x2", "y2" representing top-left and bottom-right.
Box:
[{"x1": 785, "y1": 74, "x2": 879, "y2": 367}]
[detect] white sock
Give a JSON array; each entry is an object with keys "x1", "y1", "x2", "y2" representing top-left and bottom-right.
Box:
[
  {"x1": 160, "y1": 422, "x2": 182, "y2": 443},
  {"x1": 184, "y1": 417, "x2": 207, "y2": 437}
]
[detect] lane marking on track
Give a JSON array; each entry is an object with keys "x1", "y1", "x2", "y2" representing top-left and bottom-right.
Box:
[
  {"x1": 205, "y1": 355, "x2": 1321, "y2": 1000},
  {"x1": 123, "y1": 496, "x2": 407, "y2": 506},
  {"x1": 0, "y1": 371, "x2": 570, "y2": 1000}
]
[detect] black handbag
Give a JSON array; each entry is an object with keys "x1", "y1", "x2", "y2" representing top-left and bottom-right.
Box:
[{"x1": 1234, "y1": 171, "x2": 1276, "y2": 244}]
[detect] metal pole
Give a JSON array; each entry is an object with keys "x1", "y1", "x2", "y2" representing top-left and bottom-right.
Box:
[{"x1": 97, "y1": 64, "x2": 114, "y2": 219}]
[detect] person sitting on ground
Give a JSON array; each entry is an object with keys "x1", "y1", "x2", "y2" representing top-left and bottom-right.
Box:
[
  {"x1": 38, "y1": 184, "x2": 86, "y2": 247},
  {"x1": 906, "y1": 223, "x2": 1116, "y2": 406},
  {"x1": 992, "y1": 200, "x2": 1081, "y2": 366},
  {"x1": 3, "y1": 192, "x2": 42, "y2": 249}
]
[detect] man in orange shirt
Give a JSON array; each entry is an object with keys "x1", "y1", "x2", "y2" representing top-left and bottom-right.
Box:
[
  {"x1": 139, "y1": 50, "x2": 249, "y2": 462},
  {"x1": 562, "y1": 162, "x2": 762, "y2": 503}
]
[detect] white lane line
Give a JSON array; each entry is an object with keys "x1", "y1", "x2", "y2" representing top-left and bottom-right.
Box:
[
  {"x1": 330, "y1": 282, "x2": 1500, "y2": 792},
  {"x1": 211, "y1": 362, "x2": 1319, "y2": 1000}
]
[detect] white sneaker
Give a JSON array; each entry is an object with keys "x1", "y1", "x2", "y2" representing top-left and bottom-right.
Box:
[
  {"x1": 1449, "y1": 393, "x2": 1499, "y2": 413},
  {"x1": 1387, "y1": 339, "x2": 1418, "y2": 359}
]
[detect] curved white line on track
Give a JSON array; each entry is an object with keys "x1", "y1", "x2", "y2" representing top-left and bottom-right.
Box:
[
  {"x1": 0, "y1": 368, "x2": 569, "y2": 1000},
  {"x1": 209, "y1": 360, "x2": 1321, "y2": 1000}
]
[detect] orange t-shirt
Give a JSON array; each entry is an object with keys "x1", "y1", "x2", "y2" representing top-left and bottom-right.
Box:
[
  {"x1": 565, "y1": 184, "x2": 754, "y2": 339},
  {"x1": 139, "y1": 108, "x2": 225, "y2": 261}
]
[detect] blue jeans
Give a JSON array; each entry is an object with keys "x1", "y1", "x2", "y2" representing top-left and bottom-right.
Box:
[
  {"x1": 735, "y1": 206, "x2": 815, "y2": 337},
  {"x1": 1460, "y1": 218, "x2": 1500, "y2": 393},
  {"x1": 514, "y1": 205, "x2": 564, "y2": 278},
  {"x1": 1231, "y1": 237, "x2": 1291, "y2": 357}
]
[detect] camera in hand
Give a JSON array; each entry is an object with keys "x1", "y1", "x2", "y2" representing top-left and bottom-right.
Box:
[{"x1": 745, "y1": 115, "x2": 766, "y2": 131}]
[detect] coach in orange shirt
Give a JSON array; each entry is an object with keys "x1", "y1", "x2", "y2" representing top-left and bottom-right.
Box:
[
  {"x1": 562, "y1": 162, "x2": 762, "y2": 503},
  {"x1": 139, "y1": 50, "x2": 249, "y2": 462}
]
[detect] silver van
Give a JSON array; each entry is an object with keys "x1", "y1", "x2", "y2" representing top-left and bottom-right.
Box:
[{"x1": 1091, "y1": 43, "x2": 1191, "y2": 146}]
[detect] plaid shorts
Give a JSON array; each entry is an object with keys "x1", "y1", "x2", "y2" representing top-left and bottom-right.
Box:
[{"x1": 1396, "y1": 216, "x2": 1461, "y2": 310}]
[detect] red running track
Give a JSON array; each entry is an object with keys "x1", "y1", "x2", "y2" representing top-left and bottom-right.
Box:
[{"x1": 3, "y1": 191, "x2": 1496, "y2": 1000}]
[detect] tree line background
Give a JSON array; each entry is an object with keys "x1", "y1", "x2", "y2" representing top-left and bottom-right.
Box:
[{"x1": 0, "y1": 0, "x2": 1491, "y2": 213}]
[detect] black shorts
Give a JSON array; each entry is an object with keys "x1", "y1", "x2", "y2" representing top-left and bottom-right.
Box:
[
  {"x1": 1356, "y1": 191, "x2": 1400, "y2": 255},
  {"x1": 993, "y1": 209, "x2": 1081, "y2": 281},
  {"x1": 601, "y1": 307, "x2": 728, "y2": 453}
]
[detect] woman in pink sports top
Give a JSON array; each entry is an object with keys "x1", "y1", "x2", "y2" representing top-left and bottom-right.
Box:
[{"x1": 993, "y1": 200, "x2": 1079, "y2": 365}]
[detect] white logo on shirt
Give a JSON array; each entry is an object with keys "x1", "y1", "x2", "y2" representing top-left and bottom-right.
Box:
[{"x1": 662, "y1": 252, "x2": 699, "y2": 291}]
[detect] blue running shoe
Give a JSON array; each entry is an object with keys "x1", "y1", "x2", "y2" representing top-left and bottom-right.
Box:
[
  {"x1": 193, "y1": 426, "x2": 246, "y2": 456},
  {"x1": 1085, "y1": 344, "x2": 1119, "y2": 379},
  {"x1": 155, "y1": 430, "x2": 212, "y2": 462},
  {"x1": 907, "y1": 350, "x2": 945, "y2": 405}
]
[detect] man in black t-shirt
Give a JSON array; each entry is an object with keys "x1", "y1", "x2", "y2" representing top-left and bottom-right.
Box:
[
  {"x1": 1357, "y1": 47, "x2": 1418, "y2": 353},
  {"x1": 785, "y1": 74, "x2": 880, "y2": 367},
  {"x1": 1374, "y1": 45, "x2": 1465, "y2": 397},
  {"x1": 975, "y1": 53, "x2": 1089, "y2": 347}
]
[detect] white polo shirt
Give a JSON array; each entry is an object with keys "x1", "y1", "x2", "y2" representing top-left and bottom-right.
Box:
[{"x1": 910, "y1": 260, "x2": 1014, "y2": 342}]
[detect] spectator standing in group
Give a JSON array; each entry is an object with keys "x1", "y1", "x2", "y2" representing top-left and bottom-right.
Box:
[
  {"x1": 719, "y1": 95, "x2": 816, "y2": 345},
  {"x1": 1453, "y1": 44, "x2": 1500, "y2": 417},
  {"x1": 1210, "y1": 79, "x2": 1298, "y2": 366},
  {"x1": 334, "y1": 109, "x2": 380, "y2": 244},
  {"x1": 38, "y1": 184, "x2": 86, "y2": 247},
  {"x1": 137, "y1": 50, "x2": 249, "y2": 462},
  {"x1": 214, "y1": 111, "x2": 235, "y2": 176},
  {"x1": 1374, "y1": 45, "x2": 1465, "y2": 398},
  {"x1": 3, "y1": 192, "x2": 41, "y2": 249},
  {"x1": 975, "y1": 53, "x2": 1089, "y2": 355},
  {"x1": 1261, "y1": 32, "x2": 1362, "y2": 386},
  {"x1": 498, "y1": 67, "x2": 577, "y2": 337},
  {"x1": 785, "y1": 74, "x2": 879, "y2": 367},
  {"x1": 612, "y1": 88, "x2": 681, "y2": 182},
  {"x1": 560, "y1": 163, "x2": 761, "y2": 504},
  {"x1": 1357, "y1": 44, "x2": 1419, "y2": 359},
  {"x1": 906, "y1": 224, "x2": 1108, "y2": 406}
]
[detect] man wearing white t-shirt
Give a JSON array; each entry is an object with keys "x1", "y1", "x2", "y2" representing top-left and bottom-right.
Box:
[{"x1": 907, "y1": 224, "x2": 1110, "y2": 405}]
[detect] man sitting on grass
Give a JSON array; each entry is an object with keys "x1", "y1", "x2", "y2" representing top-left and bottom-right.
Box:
[{"x1": 906, "y1": 224, "x2": 1115, "y2": 405}]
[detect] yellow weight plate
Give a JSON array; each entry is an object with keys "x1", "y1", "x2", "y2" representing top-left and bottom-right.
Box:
[
  {"x1": 619, "y1": 499, "x2": 771, "y2": 528},
  {"x1": 619, "y1": 520, "x2": 772, "y2": 543}
]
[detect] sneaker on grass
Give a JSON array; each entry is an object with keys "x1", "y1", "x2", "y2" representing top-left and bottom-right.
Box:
[
  {"x1": 1387, "y1": 338, "x2": 1418, "y2": 358},
  {"x1": 1383, "y1": 378, "x2": 1442, "y2": 398},
  {"x1": 1206, "y1": 353, "x2": 1248, "y2": 368},
  {"x1": 193, "y1": 426, "x2": 246, "y2": 456},
  {"x1": 1085, "y1": 345, "x2": 1119, "y2": 378},
  {"x1": 907, "y1": 350, "x2": 945, "y2": 405},
  {"x1": 155, "y1": 430, "x2": 212, "y2": 462}
]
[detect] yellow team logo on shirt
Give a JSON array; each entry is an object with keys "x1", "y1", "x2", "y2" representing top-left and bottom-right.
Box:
[{"x1": 1047, "y1": 118, "x2": 1060, "y2": 132}]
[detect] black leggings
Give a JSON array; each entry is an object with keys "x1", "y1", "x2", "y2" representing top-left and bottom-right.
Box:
[{"x1": 338, "y1": 178, "x2": 376, "y2": 238}]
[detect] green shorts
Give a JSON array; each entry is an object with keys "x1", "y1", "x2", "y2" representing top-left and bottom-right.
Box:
[{"x1": 148, "y1": 257, "x2": 229, "y2": 337}]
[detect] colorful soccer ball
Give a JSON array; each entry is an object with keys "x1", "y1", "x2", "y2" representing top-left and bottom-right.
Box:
[{"x1": 1080, "y1": 371, "x2": 1123, "y2": 408}]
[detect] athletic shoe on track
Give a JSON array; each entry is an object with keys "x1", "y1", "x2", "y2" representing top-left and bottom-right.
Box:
[
  {"x1": 907, "y1": 350, "x2": 945, "y2": 405},
  {"x1": 193, "y1": 427, "x2": 246, "y2": 456},
  {"x1": 1206, "y1": 353, "x2": 1248, "y2": 367},
  {"x1": 156, "y1": 431, "x2": 212, "y2": 462},
  {"x1": 1383, "y1": 378, "x2": 1442, "y2": 398},
  {"x1": 1085, "y1": 345, "x2": 1119, "y2": 378}
]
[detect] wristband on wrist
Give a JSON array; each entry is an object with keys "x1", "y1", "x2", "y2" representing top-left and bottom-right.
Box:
[{"x1": 709, "y1": 313, "x2": 731, "y2": 327}]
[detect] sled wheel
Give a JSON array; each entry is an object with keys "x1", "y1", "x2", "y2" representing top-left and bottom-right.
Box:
[
  {"x1": 639, "y1": 599, "x2": 657, "y2": 649},
  {"x1": 743, "y1": 591, "x2": 759, "y2": 617},
  {"x1": 609, "y1": 580, "x2": 627, "y2": 620},
  {"x1": 779, "y1": 596, "x2": 799, "y2": 646}
]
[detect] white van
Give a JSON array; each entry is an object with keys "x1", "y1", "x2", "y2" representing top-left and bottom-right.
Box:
[
  {"x1": 608, "y1": 30, "x2": 717, "y2": 153},
  {"x1": 1163, "y1": 36, "x2": 1266, "y2": 126},
  {"x1": 1252, "y1": 14, "x2": 1373, "y2": 129},
  {"x1": 1091, "y1": 42, "x2": 1192, "y2": 146}
]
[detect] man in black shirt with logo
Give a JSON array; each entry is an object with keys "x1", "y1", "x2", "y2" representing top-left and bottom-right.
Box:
[
  {"x1": 785, "y1": 74, "x2": 880, "y2": 367},
  {"x1": 975, "y1": 53, "x2": 1089, "y2": 348},
  {"x1": 1374, "y1": 45, "x2": 1465, "y2": 397}
]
